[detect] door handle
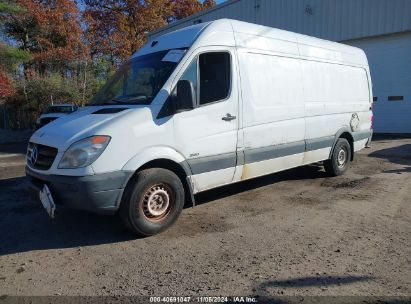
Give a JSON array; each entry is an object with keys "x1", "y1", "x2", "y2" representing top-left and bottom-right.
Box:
[{"x1": 222, "y1": 113, "x2": 236, "y2": 122}]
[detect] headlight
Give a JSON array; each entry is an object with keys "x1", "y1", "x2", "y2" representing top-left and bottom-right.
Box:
[{"x1": 58, "y1": 136, "x2": 111, "y2": 169}]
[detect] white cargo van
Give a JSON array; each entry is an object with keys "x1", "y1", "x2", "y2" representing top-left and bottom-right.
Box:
[{"x1": 26, "y1": 19, "x2": 373, "y2": 236}]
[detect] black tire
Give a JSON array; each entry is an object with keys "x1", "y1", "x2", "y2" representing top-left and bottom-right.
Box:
[
  {"x1": 324, "y1": 138, "x2": 351, "y2": 176},
  {"x1": 119, "y1": 168, "x2": 185, "y2": 236}
]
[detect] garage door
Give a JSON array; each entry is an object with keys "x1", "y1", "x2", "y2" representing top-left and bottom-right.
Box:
[{"x1": 345, "y1": 32, "x2": 411, "y2": 133}]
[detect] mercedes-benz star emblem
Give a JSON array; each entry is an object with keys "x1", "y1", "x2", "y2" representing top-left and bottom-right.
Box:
[{"x1": 30, "y1": 145, "x2": 38, "y2": 166}]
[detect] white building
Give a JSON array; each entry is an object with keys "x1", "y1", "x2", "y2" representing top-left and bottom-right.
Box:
[{"x1": 150, "y1": 0, "x2": 411, "y2": 133}]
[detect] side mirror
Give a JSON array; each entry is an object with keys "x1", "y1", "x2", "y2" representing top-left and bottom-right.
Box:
[{"x1": 176, "y1": 80, "x2": 195, "y2": 113}]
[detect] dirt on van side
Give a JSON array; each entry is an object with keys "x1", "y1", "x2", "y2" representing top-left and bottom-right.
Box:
[{"x1": 0, "y1": 139, "x2": 410, "y2": 300}]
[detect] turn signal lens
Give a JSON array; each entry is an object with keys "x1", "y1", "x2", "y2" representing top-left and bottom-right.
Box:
[{"x1": 91, "y1": 136, "x2": 109, "y2": 144}]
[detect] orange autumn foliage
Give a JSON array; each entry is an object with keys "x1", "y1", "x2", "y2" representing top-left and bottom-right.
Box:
[
  {"x1": 0, "y1": 70, "x2": 14, "y2": 98},
  {"x1": 172, "y1": 0, "x2": 216, "y2": 19},
  {"x1": 83, "y1": 0, "x2": 216, "y2": 61},
  {"x1": 9, "y1": 0, "x2": 87, "y2": 65}
]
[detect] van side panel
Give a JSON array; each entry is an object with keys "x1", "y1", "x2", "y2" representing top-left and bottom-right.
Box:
[
  {"x1": 301, "y1": 61, "x2": 370, "y2": 117},
  {"x1": 238, "y1": 49, "x2": 306, "y2": 180},
  {"x1": 301, "y1": 60, "x2": 372, "y2": 164}
]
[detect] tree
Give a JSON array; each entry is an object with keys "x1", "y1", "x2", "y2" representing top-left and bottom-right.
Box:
[
  {"x1": 172, "y1": 0, "x2": 216, "y2": 19},
  {"x1": 83, "y1": 0, "x2": 173, "y2": 62},
  {"x1": 4, "y1": 0, "x2": 87, "y2": 74},
  {"x1": 0, "y1": 43, "x2": 32, "y2": 72},
  {"x1": 1, "y1": 0, "x2": 89, "y2": 113},
  {"x1": 82, "y1": 0, "x2": 216, "y2": 62},
  {"x1": 0, "y1": 1, "x2": 31, "y2": 102},
  {"x1": 0, "y1": 70, "x2": 14, "y2": 98},
  {"x1": 0, "y1": 0, "x2": 25, "y2": 16},
  {"x1": 9, "y1": 73, "x2": 82, "y2": 110},
  {"x1": 0, "y1": 43, "x2": 32, "y2": 103}
]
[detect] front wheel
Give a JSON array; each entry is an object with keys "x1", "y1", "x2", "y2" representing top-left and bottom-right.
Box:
[
  {"x1": 119, "y1": 168, "x2": 185, "y2": 236},
  {"x1": 324, "y1": 138, "x2": 351, "y2": 176}
]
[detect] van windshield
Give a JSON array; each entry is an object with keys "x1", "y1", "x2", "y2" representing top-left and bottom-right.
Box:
[{"x1": 89, "y1": 50, "x2": 182, "y2": 105}]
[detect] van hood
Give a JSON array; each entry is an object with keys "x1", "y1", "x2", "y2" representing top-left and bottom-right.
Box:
[{"x1": 30, "y1": 106, "x2": 133, "y2": 151}]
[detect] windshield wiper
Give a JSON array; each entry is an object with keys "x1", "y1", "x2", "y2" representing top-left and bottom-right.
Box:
[
  {"x1": 89, "y1": 96, "x2": 149, "y2": 106},
  {"x1": 89, "y1": 102, "x2": 122, "y2": 106},
  {"x1": 111, "y1": 95, "x2": 148, "y2": 104}
]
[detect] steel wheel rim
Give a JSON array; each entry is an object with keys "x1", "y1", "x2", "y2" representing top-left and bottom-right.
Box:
[
  {"x1": 337, "y1": 147, "x2": 347, "y2": 168},
  {"x1": 141, "y1": 184, "x2": 174, "y2": 222}
]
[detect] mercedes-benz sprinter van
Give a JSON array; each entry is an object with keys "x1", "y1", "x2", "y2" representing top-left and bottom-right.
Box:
[{"x1": 26, "y1": 19, "x2": 373, "y2": 236}]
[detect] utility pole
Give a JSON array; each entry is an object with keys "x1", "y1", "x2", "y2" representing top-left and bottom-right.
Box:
[{"x1": 82, "y1": 61, "x2": 88, "y2": 105}]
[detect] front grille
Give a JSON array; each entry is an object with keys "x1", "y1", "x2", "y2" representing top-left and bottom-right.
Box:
[{"x1": 27, "y1": 143, "x2": 58, "y2": 170}]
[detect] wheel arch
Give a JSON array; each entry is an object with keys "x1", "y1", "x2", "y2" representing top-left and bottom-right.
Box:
[
  {"x1": 329, "y1": 128, "x2": 355, "y2": 161},
  {"x1": 121, "y1": 148, "x2": 194, "y2": 207}
]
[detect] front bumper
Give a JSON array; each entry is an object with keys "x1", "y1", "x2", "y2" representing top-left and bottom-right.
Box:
[{"x1": 26, "y1": 166, "x2": 133, "y2": 214}]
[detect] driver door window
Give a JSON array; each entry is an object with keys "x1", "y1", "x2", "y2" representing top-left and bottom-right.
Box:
[
  {"x1": 158, "y1": 51, "x2": 232, "y2": 118},
  {"x1": 178, "y1": 52, "x2": 231, "y2": 106},
  {"x1": 199, "y1": 52, "x2": 231, "y2": 105}
]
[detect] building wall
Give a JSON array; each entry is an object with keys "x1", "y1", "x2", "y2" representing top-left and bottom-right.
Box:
[
  {"x1": 346, "y1": 32, "x2": 411, "y2": 133},
  {"x1": 150, "y1": 0, "x2": 411, "y2": 42}
]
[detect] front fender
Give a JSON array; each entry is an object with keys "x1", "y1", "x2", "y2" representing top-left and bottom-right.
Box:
[{"x1": 122, "y1": 146, "x2": 189, "y2": 173}]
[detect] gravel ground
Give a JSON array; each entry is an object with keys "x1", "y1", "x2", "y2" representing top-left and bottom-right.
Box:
[{"x1": 0, "y1": 139, "x2": 410, "y2": 300}]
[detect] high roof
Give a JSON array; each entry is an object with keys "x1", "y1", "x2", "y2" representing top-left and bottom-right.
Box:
[
  {"x1": 136, "y1": 19, "x2": 367, "y2": 67},
  {"x1": 133, "y1": 19, "x2": 233, "y2": 57}
]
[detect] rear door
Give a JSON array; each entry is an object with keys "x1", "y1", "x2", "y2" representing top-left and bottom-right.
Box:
[{"x1": 172, "y1": 47, "x2": 239, "y2": 192}]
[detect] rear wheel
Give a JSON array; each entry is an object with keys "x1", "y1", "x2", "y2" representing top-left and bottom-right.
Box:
[
  {"x1": 119, "y1": 168, "x2": 185, "y2": 236},
  {"x1": 324, "y1": 138, "x2": 351, "y2": 176}
]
